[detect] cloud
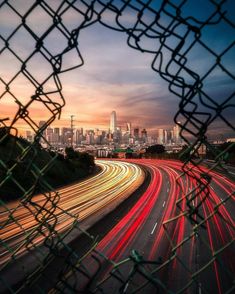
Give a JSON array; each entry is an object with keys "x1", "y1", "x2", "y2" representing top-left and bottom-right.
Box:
[{"x1": 1, "y1": 1, "x2": 234, "y2": 137}]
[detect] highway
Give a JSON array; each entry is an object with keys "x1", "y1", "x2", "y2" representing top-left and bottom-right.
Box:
[
  {"x1": 0, "y1": 160, "x2": 145, "y2": 267},
  {"x1": 71, "y1": 159, "x2": 235, "y2": 294}
]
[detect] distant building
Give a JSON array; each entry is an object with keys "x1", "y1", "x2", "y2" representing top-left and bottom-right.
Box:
[
  {"x1": 39, "y1": 120, "x2": 46, "y2": 130},
  {"x1": 141, "y1": 128, "x2": 147, "y2": 143},
  {"x1": 158, "y1": 128, "x2": 164, "y2": 144},
  {"x1": 39, "y1": 120, "x2": 47, "y2": 138},
  {"x1": 115, "y1": 127, "x2": 122, "y2": 144},
  {"x1": 134, "y1": 127, "x2": 139, "y2": 140},
  {"x1": 170, "y1": 130, "x2": 174, "y2": 143},
  {"x1": 97, "y1": 149, "x2": 110, "y2": 158},
  {"x1": 173, "y1": 123, "x2": 181, "y2": 143},
  {"x1": 37, "y1": 120, "x2": 47, "y2": 145},
  {"x1": 46, "y1": 127, "x2": 53, "y2": 143},
  {"x1": 107, "y1": 132, "x2": 113, "y2": 142},
  {"x1": 129, "y1": 137, "x2": 134, "y2": 144},
  {"x1": 26, "y1": 130, "x2": 33, "y2": 142},
  {"x1": 54, "y1": 127, "x2": 60, "y2": 145},
  {"x1": 147, "y1": 136, "x2": 153, "y2": 144},
  {"x1": 110, "y1": 111, "x2": 117, "y2": 134},
  {"x1": 164, "y1": 130, "x2": 168, "y2": 144},
  {"x1": 85, "y1": 130, "x2": 95, "y2": 145},
  {"x1": 226, "y1": 138, "x2": 235, "y2": 143},
  {"x1": 61, "y1": 127, "x2": 71, "y2": 145},
  {"x1": 126, "y1": 122, "x2": 132, "y2": 135}
]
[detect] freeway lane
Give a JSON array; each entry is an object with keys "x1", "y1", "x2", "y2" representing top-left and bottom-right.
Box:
[
  {"x1": 71, "y1": 159, "x2": 234, "y2": 294},
  {"x1": 0, "y1": 160, "x2": 145, "y2": 267}
]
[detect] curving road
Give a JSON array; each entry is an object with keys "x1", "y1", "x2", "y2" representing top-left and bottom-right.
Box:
[
  {"x1": 0, "y1": 160, "x2": 145, "y2": 267},
  {"x1": 73, "y1": 159, "x2": 235, "y2": 294}
]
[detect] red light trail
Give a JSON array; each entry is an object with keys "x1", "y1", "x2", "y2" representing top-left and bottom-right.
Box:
[{"x1": 78, "y1": 159, "x2": 234, "y2": 293}]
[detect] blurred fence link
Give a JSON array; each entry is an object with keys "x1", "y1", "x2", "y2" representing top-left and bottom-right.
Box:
[{"x1": 0, "y1": 0, "x2": 234, "y2": 293}]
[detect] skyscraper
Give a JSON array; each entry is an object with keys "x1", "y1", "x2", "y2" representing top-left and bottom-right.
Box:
[
  {"x1": 158, "y1": 128, "x2": 164, "y2": 144},
  {"x1": 164, "y1": 130, "x2": 168, "y2": 145},
  {"x1": 173, "y1": 123, "x2": 180, "y2": 143},
  {"x1": 141, "y1": 128, "x2": 147, "y2": 143},
  {"x1": 134, "y1": 127, "x2": 139, "y2": 139},
  {"x1": 126, "y1": 122, "x2": 132, "y2": 135},
  {"x1": 38, "y1": 120, "x2": 47, "y2": 144},
  {"x1": 39, "y1": 120, "x2": 46, "y2": 136},
  {"x1": 110, "y1": 111, "x2": 117, "y2": 134}
]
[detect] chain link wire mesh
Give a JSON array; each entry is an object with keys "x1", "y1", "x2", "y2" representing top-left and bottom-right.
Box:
[{"x1": 0, "y1": 0, "x2": 234, "y2": 293}]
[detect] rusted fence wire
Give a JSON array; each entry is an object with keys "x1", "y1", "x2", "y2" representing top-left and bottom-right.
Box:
[{"x1": 0, "y1": 0, "x2": 234, "y2": 293}]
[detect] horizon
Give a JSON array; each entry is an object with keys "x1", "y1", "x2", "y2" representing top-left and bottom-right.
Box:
[
  {"x1": 1, "y1": 2, "x2": 235, "y2": 292},
  {"x1": 20, "y1": 112, "x2": 234, "y2": 141},
  {"x1": 1, "y1": 1, "x2": 234, "y2": 138}
]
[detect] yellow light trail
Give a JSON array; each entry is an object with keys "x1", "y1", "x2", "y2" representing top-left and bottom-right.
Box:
[{"x1": 0, "y1": 160, "x2": 145, "y2": 265}]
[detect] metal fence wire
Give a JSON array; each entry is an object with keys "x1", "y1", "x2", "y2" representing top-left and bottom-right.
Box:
[{"x1": 0, "y1": 0, "x2": 234, "y2": 293}]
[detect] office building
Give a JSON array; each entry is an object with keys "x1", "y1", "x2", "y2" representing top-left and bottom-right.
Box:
[{"x1": 110, "y1": 111, "x2": 117, "y2": 134}]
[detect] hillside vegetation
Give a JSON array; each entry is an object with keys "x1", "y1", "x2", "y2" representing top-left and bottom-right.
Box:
[{"x1": 0, "y1": 128, "x2": 95, "y2": 202}]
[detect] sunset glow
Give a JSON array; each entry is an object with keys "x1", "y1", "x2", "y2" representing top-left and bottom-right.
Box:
[{"x1": 0, "y1": 1, "x2": 234, "y2": 137}]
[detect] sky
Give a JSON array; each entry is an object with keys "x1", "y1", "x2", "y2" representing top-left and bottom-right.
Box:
[
  {"x1": 59, "y1": 22, "x2": 177, "y2": 131},
  {"x1": 0, "y1": 0, "x2": 234, "y2": 138}
]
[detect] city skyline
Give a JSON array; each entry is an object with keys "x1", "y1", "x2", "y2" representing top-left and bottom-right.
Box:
[
  {"x1": 23, "y1": 108, "x2": 232, "y2": 144},
  {"x1": 24, "y1": 109, "x2": 185, "y2": 147},
  {"x1": 1, "y1": 1, "x2": 234, "y2": 137},
  {"x1": 1, "y1": 2, "x2": 234, "y2": 293},
  {"x1": 29, "y1": 110, "x2": 179, "y2": 134}
]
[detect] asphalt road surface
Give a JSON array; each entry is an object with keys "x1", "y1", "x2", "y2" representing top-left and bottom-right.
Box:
[
  {"x1": 65, "y1": 159, "x2": 235, "y2": 294},
  {"x1": 0, "y1": 160, "x2": 145, "y2": 267},
  {"x1": 1, "y1": 159, "x2": 234, "y2": 293}
]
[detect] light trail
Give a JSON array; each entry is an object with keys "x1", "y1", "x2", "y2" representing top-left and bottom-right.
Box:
[
  {"x1": 1, "y1": 158, "x2": 234, "y2": 293},
  {"x1": 0, "y1": 160, "x2": 145, "y2": 266},
  {"x1": 78, "y1": 159, "x2": 234, "y2": 294}
]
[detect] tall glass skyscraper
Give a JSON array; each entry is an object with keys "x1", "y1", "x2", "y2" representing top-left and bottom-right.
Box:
[{"x1": 110, "y1": 111, "x2": 117, "y2": 133}]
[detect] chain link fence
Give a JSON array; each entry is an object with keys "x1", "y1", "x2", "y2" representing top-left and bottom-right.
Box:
[{"x1": 0, "y1": 0, "x2": 234, "y2": 293}]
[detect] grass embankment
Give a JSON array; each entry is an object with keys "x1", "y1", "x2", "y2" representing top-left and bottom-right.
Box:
[{"x1": 0, "y1": 128, "x2": 95, "y2": 202}]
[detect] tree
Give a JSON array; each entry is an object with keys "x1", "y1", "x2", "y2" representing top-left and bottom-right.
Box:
[
  {"x1": 146, "y1": 144, "x2": 165, "y2": 154},
  {"x1": 65, "y1": 147, "x2": 80, "y2": 159},
  {"x1": 219, "y1": 142, "x2": 235, "y2": 164},
  {"x1": 178, "y1": 144, "x2": 191, "y2": 161},
  {"x1": 125, "y1": 147, "x2": 134, "y2": 158},
  {"x1": 79, "y1": 152, "x2": 95, "y2": 167}
]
